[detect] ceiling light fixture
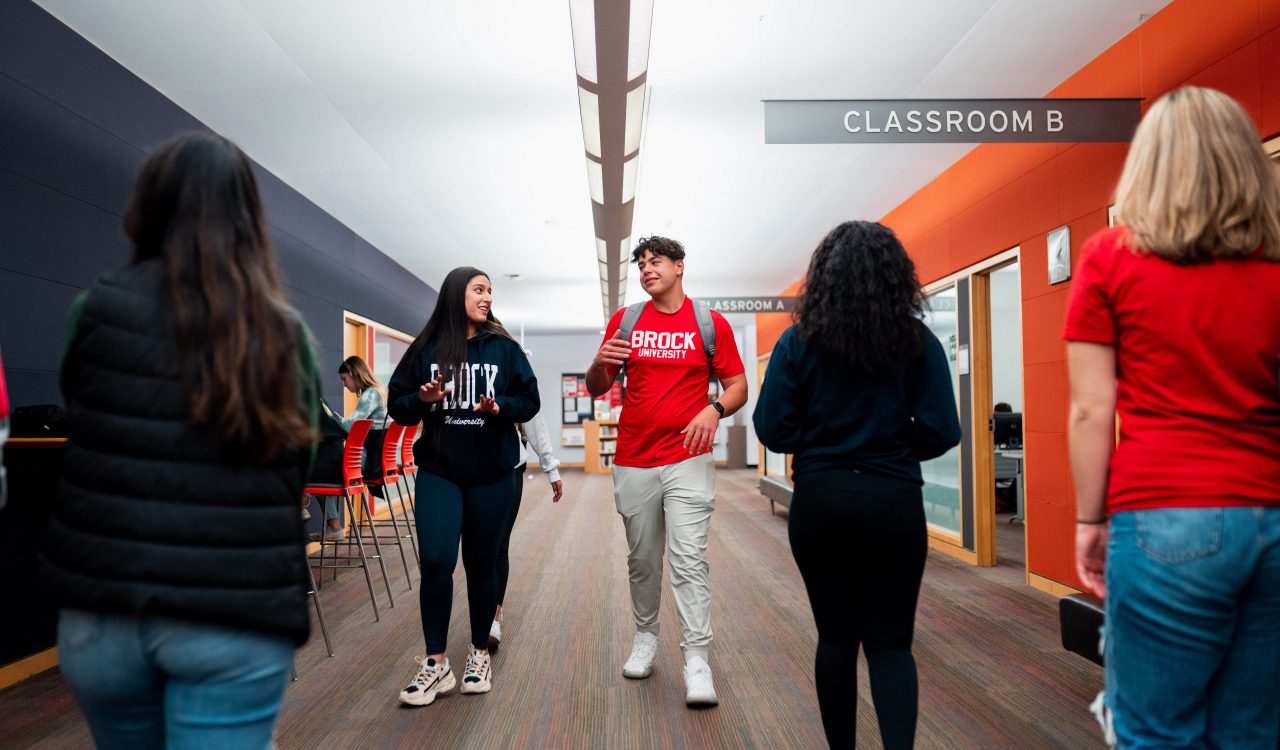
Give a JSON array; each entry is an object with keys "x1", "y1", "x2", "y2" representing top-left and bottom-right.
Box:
[{"x1": 568, "y1": 0, "x2": 655, "y2": 323}]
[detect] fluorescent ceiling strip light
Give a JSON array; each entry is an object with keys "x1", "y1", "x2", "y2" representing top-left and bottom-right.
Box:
[
  {"x1": 578, "y1": 86, "x2": 601, "y2": 158},
  {"x1": 596, "y1": 237, "x2": 609, "y2": 264},
  {"x1": 568, "y1": 0, "x2": 598, "y2": 83},
  {"x1": 586, "y1": 158, "x2": 604, "y2": 204},
  {"x1": 622, "y1": 156, "x2": 639, "y2": 204},
  {"x1": 624, "y1": 84, "x2": 646, "y2": 155},
  {"x1": 627, "y1": 0, "x2": 654, "y2": 81}
]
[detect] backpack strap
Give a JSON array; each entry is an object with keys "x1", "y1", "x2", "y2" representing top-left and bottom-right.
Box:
[
  {"x1": 616, "y1": 302, "x2": 648, "y2": 373},
  {"x1": 690, "y1": 298, "x2": 716, "y2": 361}
]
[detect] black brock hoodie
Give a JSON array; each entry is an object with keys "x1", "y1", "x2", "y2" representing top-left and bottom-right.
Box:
[{"x1": 387, "y1": 332, "x2": 539, "y2": 485}]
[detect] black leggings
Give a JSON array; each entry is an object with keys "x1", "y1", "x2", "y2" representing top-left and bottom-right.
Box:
[
  {"x1": 496, "y1": 463, "x2": 527, "y2": 607},
  {"x1": 416, "y1": 471, "x2": 515, "y2": 653},
  {"x1": 789, "y1": 470, "x2": 927, "y2": 750}
]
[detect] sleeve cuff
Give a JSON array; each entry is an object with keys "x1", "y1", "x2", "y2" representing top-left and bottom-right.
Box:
[{"x1": 1062, "y1": 325, "x2": 1115, "y2": 345}]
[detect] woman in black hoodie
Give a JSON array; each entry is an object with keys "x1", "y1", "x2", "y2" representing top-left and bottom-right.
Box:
[{"x1": 388, "y1": 267, "x2": 539, "y2": 706}]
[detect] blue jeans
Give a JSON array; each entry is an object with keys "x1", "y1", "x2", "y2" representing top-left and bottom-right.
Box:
[
  {"x1": 1105, "y1": 507, "x2": 1280, "y2": 749},
  {"x1": 57, "y1": 609, "x2": 294, "y2": 750}
]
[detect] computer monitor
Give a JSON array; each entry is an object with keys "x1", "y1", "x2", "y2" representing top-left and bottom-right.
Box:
[{"x1": 993, "y1": 411, "x2": 1022, "y2": 449}]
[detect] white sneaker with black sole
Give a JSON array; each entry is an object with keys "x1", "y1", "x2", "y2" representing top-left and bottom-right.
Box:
[
  {"x1": 460, "y1": 645, "x2": 492, "y2": 694},
  {"x1": 398, "y1": 656, "x2": 455, "y2": 707},
  {"x1": 488, "y1": 618, "x2": 502, "y2": 650},
  {"x1": 683, "y1": 656, "x2": 718, "y2": 707},
  {"x1": 622, "y1": 631, "x2": 659, "y2": 679}
]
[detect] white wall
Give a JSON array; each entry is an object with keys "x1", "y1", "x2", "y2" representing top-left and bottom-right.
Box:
[
  {"x1": 523, "y1": 332, "x2": 602, "y2": 465},
  {"x1": 990, "y1": 264, "x2": 1023, "y2": 412}
]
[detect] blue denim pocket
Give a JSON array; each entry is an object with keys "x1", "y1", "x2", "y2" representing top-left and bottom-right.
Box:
[{"x1": 1135, "y1": 508, "x2": 1223, "y2": 564}]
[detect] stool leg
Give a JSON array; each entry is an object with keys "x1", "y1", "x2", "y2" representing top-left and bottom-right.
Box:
[
  {"x1": 305, "y1": 559, "x2": 334, "y2": 657},
  {"x1": 344, "y1": 493, "x2": 381, "y2": 622},
  {"x1": 395, "y1": 476, "x2": 419, "y2": 566},
  {"x1": 382, "y1": 481, "x2": 414, "y2": 590},
  {"x1": 356, "y1": 491, "x2": 395, "y2": 609}
]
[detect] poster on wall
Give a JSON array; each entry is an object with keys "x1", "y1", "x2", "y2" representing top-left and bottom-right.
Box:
[{"x1": 561, "y1": 373, "x2": 591, "y2": 424}]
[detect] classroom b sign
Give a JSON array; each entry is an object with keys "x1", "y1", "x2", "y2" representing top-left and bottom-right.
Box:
[{"x1": 764, "y1": 99, "x2": 1141, "y2": 144}]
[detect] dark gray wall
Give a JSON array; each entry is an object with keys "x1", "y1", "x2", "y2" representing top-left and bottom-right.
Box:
[{"x1": 0, "y1": 0, "x2": 437, "y2": 409}]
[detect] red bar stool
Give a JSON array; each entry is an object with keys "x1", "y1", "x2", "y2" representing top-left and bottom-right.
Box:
[
  {"x1": 397, "y1": 422, "x2": 419, "y2": 519},
  {"x1": 304, "y1": 418, "x2": 394, "y2": 621},
  {"x1": 363, "y1": 420, "x2": 417, "y2": 577}
]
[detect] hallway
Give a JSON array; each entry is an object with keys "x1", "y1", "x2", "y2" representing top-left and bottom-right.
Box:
[{"x1": 0, "y1": 470, "x2": 1104, "y2": 749}]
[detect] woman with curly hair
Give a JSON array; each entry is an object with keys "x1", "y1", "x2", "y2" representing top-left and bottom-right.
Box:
[{"x1": 754, "y1": 220, "x2": 961, "y2": 749}]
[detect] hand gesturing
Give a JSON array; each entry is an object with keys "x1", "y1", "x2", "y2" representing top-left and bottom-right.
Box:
[
  {"x1": 418, "y1": 375, "x2": 452, "y2": 403},
  {"x1": 474, "y1": 396, "x2": 500, "y2": 414}
]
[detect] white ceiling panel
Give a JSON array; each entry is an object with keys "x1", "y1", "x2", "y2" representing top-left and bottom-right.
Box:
[{"x1": 36, "y1": 0, "x2": 1170, "y2": 333}]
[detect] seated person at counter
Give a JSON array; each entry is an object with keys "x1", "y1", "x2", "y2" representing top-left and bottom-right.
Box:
[{"x1": 304, "y1": 356, "x2": 386, "y2": 541}]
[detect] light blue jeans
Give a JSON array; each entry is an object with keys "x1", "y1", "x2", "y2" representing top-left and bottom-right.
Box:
[
  {"x1": 1104, "y1": 507, "x2": 1280, "y2": 749},
  {"x1": 57, "y1": 609, "x2": 294, "y2": 750}
]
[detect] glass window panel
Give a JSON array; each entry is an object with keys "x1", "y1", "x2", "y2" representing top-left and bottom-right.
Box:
[{"x1": 920, "y1": 286, "x2": 962, "y2": 534}]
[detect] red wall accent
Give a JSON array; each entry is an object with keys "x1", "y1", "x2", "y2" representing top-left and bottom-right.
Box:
[{"x1": 757, "y1": 0, "x2": 1280, "y2": 588}]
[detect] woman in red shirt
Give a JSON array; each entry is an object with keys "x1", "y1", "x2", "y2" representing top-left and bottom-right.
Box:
[{"x1": 1066, "y1": 86, "x2": 1280, "y2": 749}]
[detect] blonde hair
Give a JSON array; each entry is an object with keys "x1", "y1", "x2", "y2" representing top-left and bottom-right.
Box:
[
  {"x1": 1113, "y1": 86, "x2": 1280, "y2": 263},
  {"x1": 338, "y1": 355, "x2": 384, "y2": 400}
]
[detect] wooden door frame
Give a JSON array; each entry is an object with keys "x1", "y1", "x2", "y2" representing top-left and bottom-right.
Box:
[{"x1": 923, "y1": 247, "x2": 1021, "y2": 568}]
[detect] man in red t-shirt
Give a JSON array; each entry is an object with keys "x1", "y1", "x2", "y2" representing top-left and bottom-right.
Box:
[{"x1": 587, "y1": 236, "x2": 746, "y2": 707}]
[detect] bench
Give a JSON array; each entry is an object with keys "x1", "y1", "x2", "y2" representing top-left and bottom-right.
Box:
[
  {"x1": 1059, "y1": 593, "x2": 1105, "y2": 666},
  {"x1": 759, "y1": 476, "x2": 793, "y2": 515}
]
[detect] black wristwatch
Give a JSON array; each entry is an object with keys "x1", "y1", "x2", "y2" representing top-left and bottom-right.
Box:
[{"x1": 710, "y1": 400, "x2": 725, "y2": 418}]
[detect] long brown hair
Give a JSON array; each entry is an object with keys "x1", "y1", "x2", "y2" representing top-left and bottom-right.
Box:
[
  {"x1": 1114, "y1": 86, "x2": 1280, "y2": 263},
  {"x1": 339, "y1": 355, "x2": 384, "y2": 400},
  {"x1": 124, "y1": 131, "x2": 311, "y2": 460}
]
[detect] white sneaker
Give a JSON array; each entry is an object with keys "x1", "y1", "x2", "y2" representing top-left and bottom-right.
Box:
[
  {"x1": 488, "y1": 618, "x2": 502, "y2": 650},
  {"x1": 460, "y1": 645, "x2": 493, "y2": 694},
  {"x1": 683, "y1": 656, "x2": 719, "y2": 707},
  {"x1": 622, "y1": 632, "x2": 659, "y2": 679},
  {"x1": 398, "y1": 656, "x2": 455, "y2": 706}
]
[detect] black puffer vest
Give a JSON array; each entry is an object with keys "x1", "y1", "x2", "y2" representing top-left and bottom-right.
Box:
[{"x1": 42, "y1": 261, "x2": 312, "y2": 644}]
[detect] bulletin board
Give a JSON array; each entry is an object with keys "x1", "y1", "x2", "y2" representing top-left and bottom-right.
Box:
[{"x1": 561, "y1": 373, "x2": 593, "y2": 425}]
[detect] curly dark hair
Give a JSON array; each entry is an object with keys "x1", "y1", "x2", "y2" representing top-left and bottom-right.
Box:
[
  {"x1": 631, "y1": 236, "x2": 686, "y2": 264},
  {"x1": 794, "y1": 221, "x2": 926, "y2": 375}
]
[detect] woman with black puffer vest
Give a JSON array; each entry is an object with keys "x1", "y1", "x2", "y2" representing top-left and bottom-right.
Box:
[
  {"x1": 42, "y1": 131, "x2": 321, "y2": 750},
  {"x1": 388, "y1": 266, "x2": 539, "y2": 707}
]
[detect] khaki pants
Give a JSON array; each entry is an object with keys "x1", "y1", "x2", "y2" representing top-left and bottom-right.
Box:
[{"x1": 611, "y1": 453, "x2": 715, "y2": 661}]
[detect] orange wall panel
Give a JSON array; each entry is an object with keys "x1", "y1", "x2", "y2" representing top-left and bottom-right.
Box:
[
  {"x1": 1263, "y1": 0, "x2": 1280, "y2": 33},
  {"x1": 909, "y1": 222, "x2": 953, "y2": 285},
  {"x1": 1014, "y1": 160, "x2": 1061, "y2": 241},
  {"x1": 1023, "y1": 362, "x2": 1069, "y2": 434},
  {"x1": 1019, "y1": 290, "x2": 1067, "y2": 365},
  {"x1": 1026, "y1": 500, "x2": 1080, "y2": 586},
  {"x1": 759, "y1": 0, "x2": 1279, "y2": 589},
  {"x1": 1051, "y1": 32, "x2": 1144, "y2": 99},
  {"x1": 1259, "y1": 27, "x2": 1280, "y2": 136},
  {"x1": 1019, "y1": 234, "x2": 1051, "y2": 300},
  {"x1": 1069, "y1": 209, "x2": 1111, "y2": 276},
  {"x1": 1057, "y1": 143, "x2": 1127, "y2": 222},
  {"x1": 1185, "y1": 41, "x2": 1264, "y2": 127},
  {"x1": 1024, "y1": 431, "x2": 1071, "y2": 505},
  {"x1": 1140, "y1": 0, "x2": 1259, "y2": 97}
]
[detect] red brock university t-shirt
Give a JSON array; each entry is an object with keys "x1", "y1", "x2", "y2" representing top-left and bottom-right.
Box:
[{"x1": 600, "y1": 298, "x2": 745, "y2": 468}]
